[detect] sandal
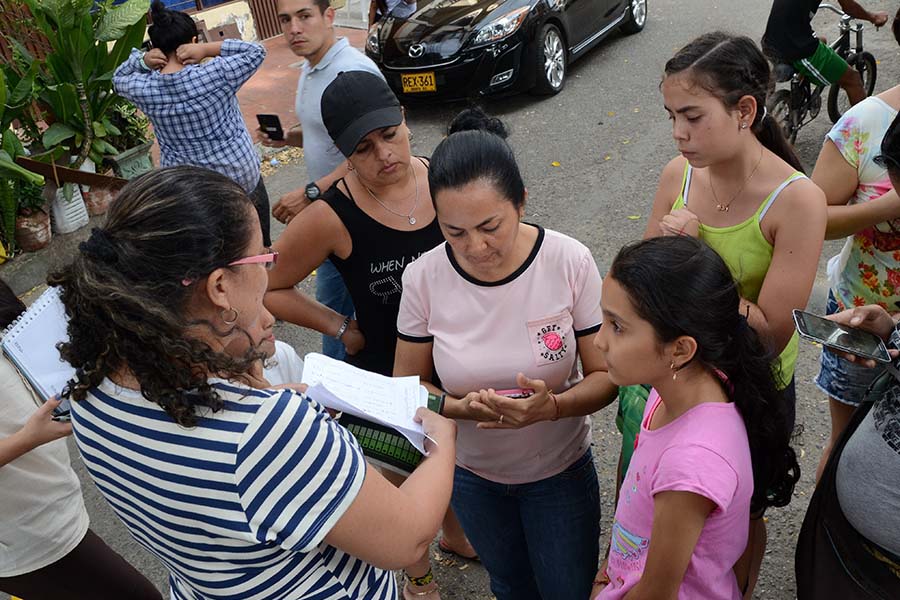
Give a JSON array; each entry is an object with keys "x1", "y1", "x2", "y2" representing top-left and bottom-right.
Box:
[
  {"x1": 438, "y1": 537, "x2": 479, "y2": 562},
  {"x1": 403, "y1": 568, "x2": 440, "y2": 598}
]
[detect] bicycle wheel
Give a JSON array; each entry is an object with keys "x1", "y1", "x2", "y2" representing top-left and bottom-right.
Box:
[
  {"x1": 827, "y1": 51, "x2": 877, "y2": 123},
  {"x1": 769, "y1": 89, "x2": 798, "y2": 145}
]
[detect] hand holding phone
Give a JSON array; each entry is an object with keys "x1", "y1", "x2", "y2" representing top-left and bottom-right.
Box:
[
  {"x1": 256, "y1": 113, "x2": 284, "y2": 143},
  {"x1": 495, "y1": 388, "x2": 535, "y2": 399},
  {"x1": 793, "y1": 309, "x2": 892, "y2": 363}
]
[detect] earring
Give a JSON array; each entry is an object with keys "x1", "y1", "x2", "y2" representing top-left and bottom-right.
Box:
[
  {"x1": 221, "y1": 307, "x2": 239, "y2": 325},
  {"x1": 740, "y1": 122, "x2": 748, "y2": 129},
  {"x1": 670, "y1": 361, "x2": 678, "y2": 381},
  {"x1": 347, "y1": 161, "x2": 355, "y2": 172}
]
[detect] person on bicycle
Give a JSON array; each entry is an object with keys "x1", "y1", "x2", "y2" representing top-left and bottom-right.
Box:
[{"x1": 762, "y1": 0, "x2": 888, "y2": 106}]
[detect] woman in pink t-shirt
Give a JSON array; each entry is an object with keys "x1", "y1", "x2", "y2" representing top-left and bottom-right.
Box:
[
  {"x1": 395, "y1": 109, "x2": 618, "y2": 600},
  {"x1": 591, "y1": 236, "x2": 799, "y2": 600}
]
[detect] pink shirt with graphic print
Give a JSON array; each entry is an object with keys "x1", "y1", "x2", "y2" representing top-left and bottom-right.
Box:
[
  {"x1": 598, "y1": 389, "x2": 753, "y2": 600},
  {"x1": 397, "y1": 226, "x2": 603, "y2": 484}
]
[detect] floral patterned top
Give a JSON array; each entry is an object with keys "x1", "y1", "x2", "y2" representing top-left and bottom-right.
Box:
[{"x1": 826, "y1": 96, "x2": 900, "y2": 311}]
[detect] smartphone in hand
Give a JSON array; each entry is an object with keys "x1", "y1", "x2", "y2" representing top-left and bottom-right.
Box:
[
  {"x1": 256, "y1": 114, "x2": 284, "y2": 141},
  {"x1": 495, "y1": 388, "x2": 535, "y2": 399},
  {"x1": 793, "y1": 309, "x2": 892, "y2": 363}
]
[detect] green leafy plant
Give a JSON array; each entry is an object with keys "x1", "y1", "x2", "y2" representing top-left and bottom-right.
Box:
[
  {"x1": 15, "y1": 179, "x2": 45, "y2": 215},
  {"x1": 11, "y1": 0, "x2": 150, "y2": 168},
  {"x1": 105, "y1": 98, "x2": 153, "y2": 153},
  {"x1": 0, "y1": 63, "x2": 44, "y2": 255}
]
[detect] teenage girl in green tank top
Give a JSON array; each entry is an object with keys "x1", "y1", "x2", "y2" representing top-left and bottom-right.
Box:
[{"x1": 641, "y1": 33, "x2": 826, "y2": 600}]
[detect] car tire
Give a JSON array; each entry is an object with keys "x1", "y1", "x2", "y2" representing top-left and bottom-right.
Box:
[
  {"x1": 532, "y1": 23, "x2": 567, "y2": 96},
  {"x1": 620, "y1": 0, "x2": 647, "y2": 35}
]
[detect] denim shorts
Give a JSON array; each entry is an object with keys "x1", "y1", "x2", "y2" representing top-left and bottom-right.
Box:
[{"x1": 815, "y1": 291, "x2": 882, "y2": 406}]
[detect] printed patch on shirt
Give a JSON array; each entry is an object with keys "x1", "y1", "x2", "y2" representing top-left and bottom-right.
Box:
[
  {"x1": 610, "y1": 520, "x2": 649, "y2": 562},
  {"x1": 526, "y1": 311, "x2": 573, "y2": 366}
]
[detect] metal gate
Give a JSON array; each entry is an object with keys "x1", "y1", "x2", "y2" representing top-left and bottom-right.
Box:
[{"x1": 248, "y1": 0, "x2": 282, "y2": 40}]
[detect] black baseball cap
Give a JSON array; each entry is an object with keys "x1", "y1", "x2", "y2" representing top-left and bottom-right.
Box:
[{"x1": 322, "y1": 71, "x2": 403, "y2": 157}]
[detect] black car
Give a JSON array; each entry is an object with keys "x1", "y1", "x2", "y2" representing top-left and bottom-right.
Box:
[{"x1": 365, "y1": 0, "x2": 647, "y2": 101}]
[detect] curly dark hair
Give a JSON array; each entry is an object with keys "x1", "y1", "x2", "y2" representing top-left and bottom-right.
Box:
[
  {"x1": 609, "y1": 236, "x2": 800, "y2": 513},
  {"x1": 48, "y1": 166, "x2": 263, "y2": 427}
]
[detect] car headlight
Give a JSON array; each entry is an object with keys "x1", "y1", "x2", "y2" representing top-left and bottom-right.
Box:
[
  {"x1": 367, "y1": 24, "x2": 381, "y2": 56},
  {"x1": 472, "y1": 6, "x2": 530, "y2": 47}
]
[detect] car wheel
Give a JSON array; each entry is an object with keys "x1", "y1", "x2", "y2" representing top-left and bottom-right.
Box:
[
  {"x1": 620, "y1": 0, "x2": 647, "y2": 35},
  {"x1": 532, "y1": 24, "x2": 566, "y2": 95}
]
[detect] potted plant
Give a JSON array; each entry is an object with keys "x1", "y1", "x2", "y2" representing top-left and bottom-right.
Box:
[
  {"x1": 0, "y1": 61, "x2": 45, "y2": 259},
  {"x1": 10, "y1": 0, "x2": 150, "y2": 171},
  {"x1": 103, "y1": 98, "x2": 154, "y2": 180},
  {"x1": 13, "y1": 178, "x2": 50, "y2": 252}
]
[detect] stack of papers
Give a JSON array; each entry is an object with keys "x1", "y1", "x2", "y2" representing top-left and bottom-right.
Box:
[{"x1": 300, "y1": 353, "x2": 433, "y2": 454}]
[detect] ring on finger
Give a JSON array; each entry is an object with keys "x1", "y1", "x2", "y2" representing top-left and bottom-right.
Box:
[{"x1": 498, "y1": 414, "x2": 504, "y2": 424}]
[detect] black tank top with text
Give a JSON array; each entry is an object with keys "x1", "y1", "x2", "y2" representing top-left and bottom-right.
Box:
[{"x1": 321, "y1": 158, "x2": 443, "y2": 376}]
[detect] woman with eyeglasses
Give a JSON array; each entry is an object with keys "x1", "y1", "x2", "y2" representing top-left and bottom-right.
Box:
[
  {"x1": 809, "y1": 14, "x2": 900, "y2": 482},
  {"x1": 50, "y1": 166, "x2": 457, "y2": 600}
]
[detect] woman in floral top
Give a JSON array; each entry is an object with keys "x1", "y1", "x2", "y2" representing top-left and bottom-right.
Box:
[{"x1": 810, "y1": 74, "x2": 900, "y2": 481}]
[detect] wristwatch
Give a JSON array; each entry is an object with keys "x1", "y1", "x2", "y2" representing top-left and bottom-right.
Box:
[{"x1": 304, "y1": 182, "x2": 321, "y2": 201}]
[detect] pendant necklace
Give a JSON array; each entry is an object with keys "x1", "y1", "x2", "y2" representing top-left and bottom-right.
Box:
[
  {"x1": 709, "y1": 146, "x2": 764, "y2": 212},
  {"x1": 363, "y1": 164, "x2": 419, "y2": 225}
]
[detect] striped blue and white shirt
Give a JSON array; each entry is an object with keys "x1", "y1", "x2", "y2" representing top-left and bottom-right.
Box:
[
  {"x1": 72, "y1": 378, "x2": 398, "y2": 600},
  {"x1": 113, "y1": 39, "x2": 263, "y2": 193}
]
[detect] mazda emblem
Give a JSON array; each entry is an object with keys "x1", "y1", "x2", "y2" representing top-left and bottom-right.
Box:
[{"x1": 408, "y1": 43, "x2": 426, "y2": 58}]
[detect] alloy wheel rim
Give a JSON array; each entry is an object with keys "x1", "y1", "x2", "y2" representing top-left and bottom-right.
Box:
[
  {"x1": 543, "y1": 30, "x2": 565, "y2": 89},
  {"x1": 632, "y1": 0, "x2": 646, "y2": 27}
]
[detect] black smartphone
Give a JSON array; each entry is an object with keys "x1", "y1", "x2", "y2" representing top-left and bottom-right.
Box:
[
  {"x1": 256, "y1": 114, "x2": 284, "y2": 141},
  {"x1": 793, "y1": 309, "x2": 892, "y2": 363}
]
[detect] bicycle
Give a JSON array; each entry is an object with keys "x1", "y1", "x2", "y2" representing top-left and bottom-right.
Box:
[{"x1": 767, "y1": 3, "x2": 877, "y2": 144}]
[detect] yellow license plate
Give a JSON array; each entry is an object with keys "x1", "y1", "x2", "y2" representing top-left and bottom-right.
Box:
[{"x1": 401, "y1": 72, "x2": 437, "y2": 93}]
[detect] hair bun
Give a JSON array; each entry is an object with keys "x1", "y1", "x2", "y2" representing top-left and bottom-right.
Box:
[
  {"x1": 150, "y1": 0, "x2": 169, "y2": 20},
  {"x1": 448, "y1": 107, "x2": 509, "y2": 139}
]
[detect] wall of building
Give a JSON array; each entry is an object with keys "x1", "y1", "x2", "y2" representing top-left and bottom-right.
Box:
[{"x1": 195, "y1": 1, "x2": 258, "y2": 42}]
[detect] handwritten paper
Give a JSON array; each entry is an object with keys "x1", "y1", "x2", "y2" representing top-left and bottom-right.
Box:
[{"x1": 301, "y1": 353, "x2": 432, "y2": 453}]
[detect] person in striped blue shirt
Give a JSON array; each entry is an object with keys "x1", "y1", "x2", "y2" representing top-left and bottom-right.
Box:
[{"x1": 49, "y1": 166, "x2": 457, "y2": 600}]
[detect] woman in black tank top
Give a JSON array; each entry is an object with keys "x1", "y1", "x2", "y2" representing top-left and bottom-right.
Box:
[{"x1": 265, "y1": 71, "x2": 441, "y2": 377}]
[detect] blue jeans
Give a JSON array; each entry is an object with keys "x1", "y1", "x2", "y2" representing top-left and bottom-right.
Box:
[
  {"x1": 315, "y1": 258, "x2": 354, "y2": 360},
  {"x1": 451, "y1": 450, "x2": 600, "y2": 600}
]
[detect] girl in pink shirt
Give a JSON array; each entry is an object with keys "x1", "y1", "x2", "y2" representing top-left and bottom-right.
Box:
[{"x1": 591, "y1": 236, "x2": 799, "y2": 600}]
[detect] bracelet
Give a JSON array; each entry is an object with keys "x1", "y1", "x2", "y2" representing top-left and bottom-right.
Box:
[
  {"x1": 549, "y1": 390, "x2": 560, "y2": 421},
  {"x1": 335, "y1": 316, "x2": 351, "y2": 340}
]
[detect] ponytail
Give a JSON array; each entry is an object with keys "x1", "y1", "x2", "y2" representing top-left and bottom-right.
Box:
[
  {"x1": 722, "y1": 317, "x2": 800, "y2": 512},
  {"x1": 755, "y1": 111, "x2": 804, "y2": 173},
  {"x1": 609, "y1": 236, "x2": 800, "y2": 514}
]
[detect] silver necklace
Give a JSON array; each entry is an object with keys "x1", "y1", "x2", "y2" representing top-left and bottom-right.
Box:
[{"x1": 363, "y1": 164, "x2": 419, "y2": 225}]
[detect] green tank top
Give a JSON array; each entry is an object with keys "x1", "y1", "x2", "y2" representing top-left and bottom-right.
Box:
[{"x1": 673, "y1": 162, "x2": 806, "y2": 387}]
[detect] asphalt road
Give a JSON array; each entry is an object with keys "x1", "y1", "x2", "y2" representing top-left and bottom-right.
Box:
[{"x1": 12, "y1": 1, "x2": 900, "y2": 599}]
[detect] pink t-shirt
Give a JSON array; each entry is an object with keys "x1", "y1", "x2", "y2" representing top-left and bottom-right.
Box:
[
  {"x1": 397, "y1": 226, "x2": 603, "y2": 484},
  {"x1": 599, "y1": 390, "x2": 752, "y2": 600}
]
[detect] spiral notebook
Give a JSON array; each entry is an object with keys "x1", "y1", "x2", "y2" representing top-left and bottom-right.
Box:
[{"x1": 1, "y1": 286, "x2": 74, "y2": 401}]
